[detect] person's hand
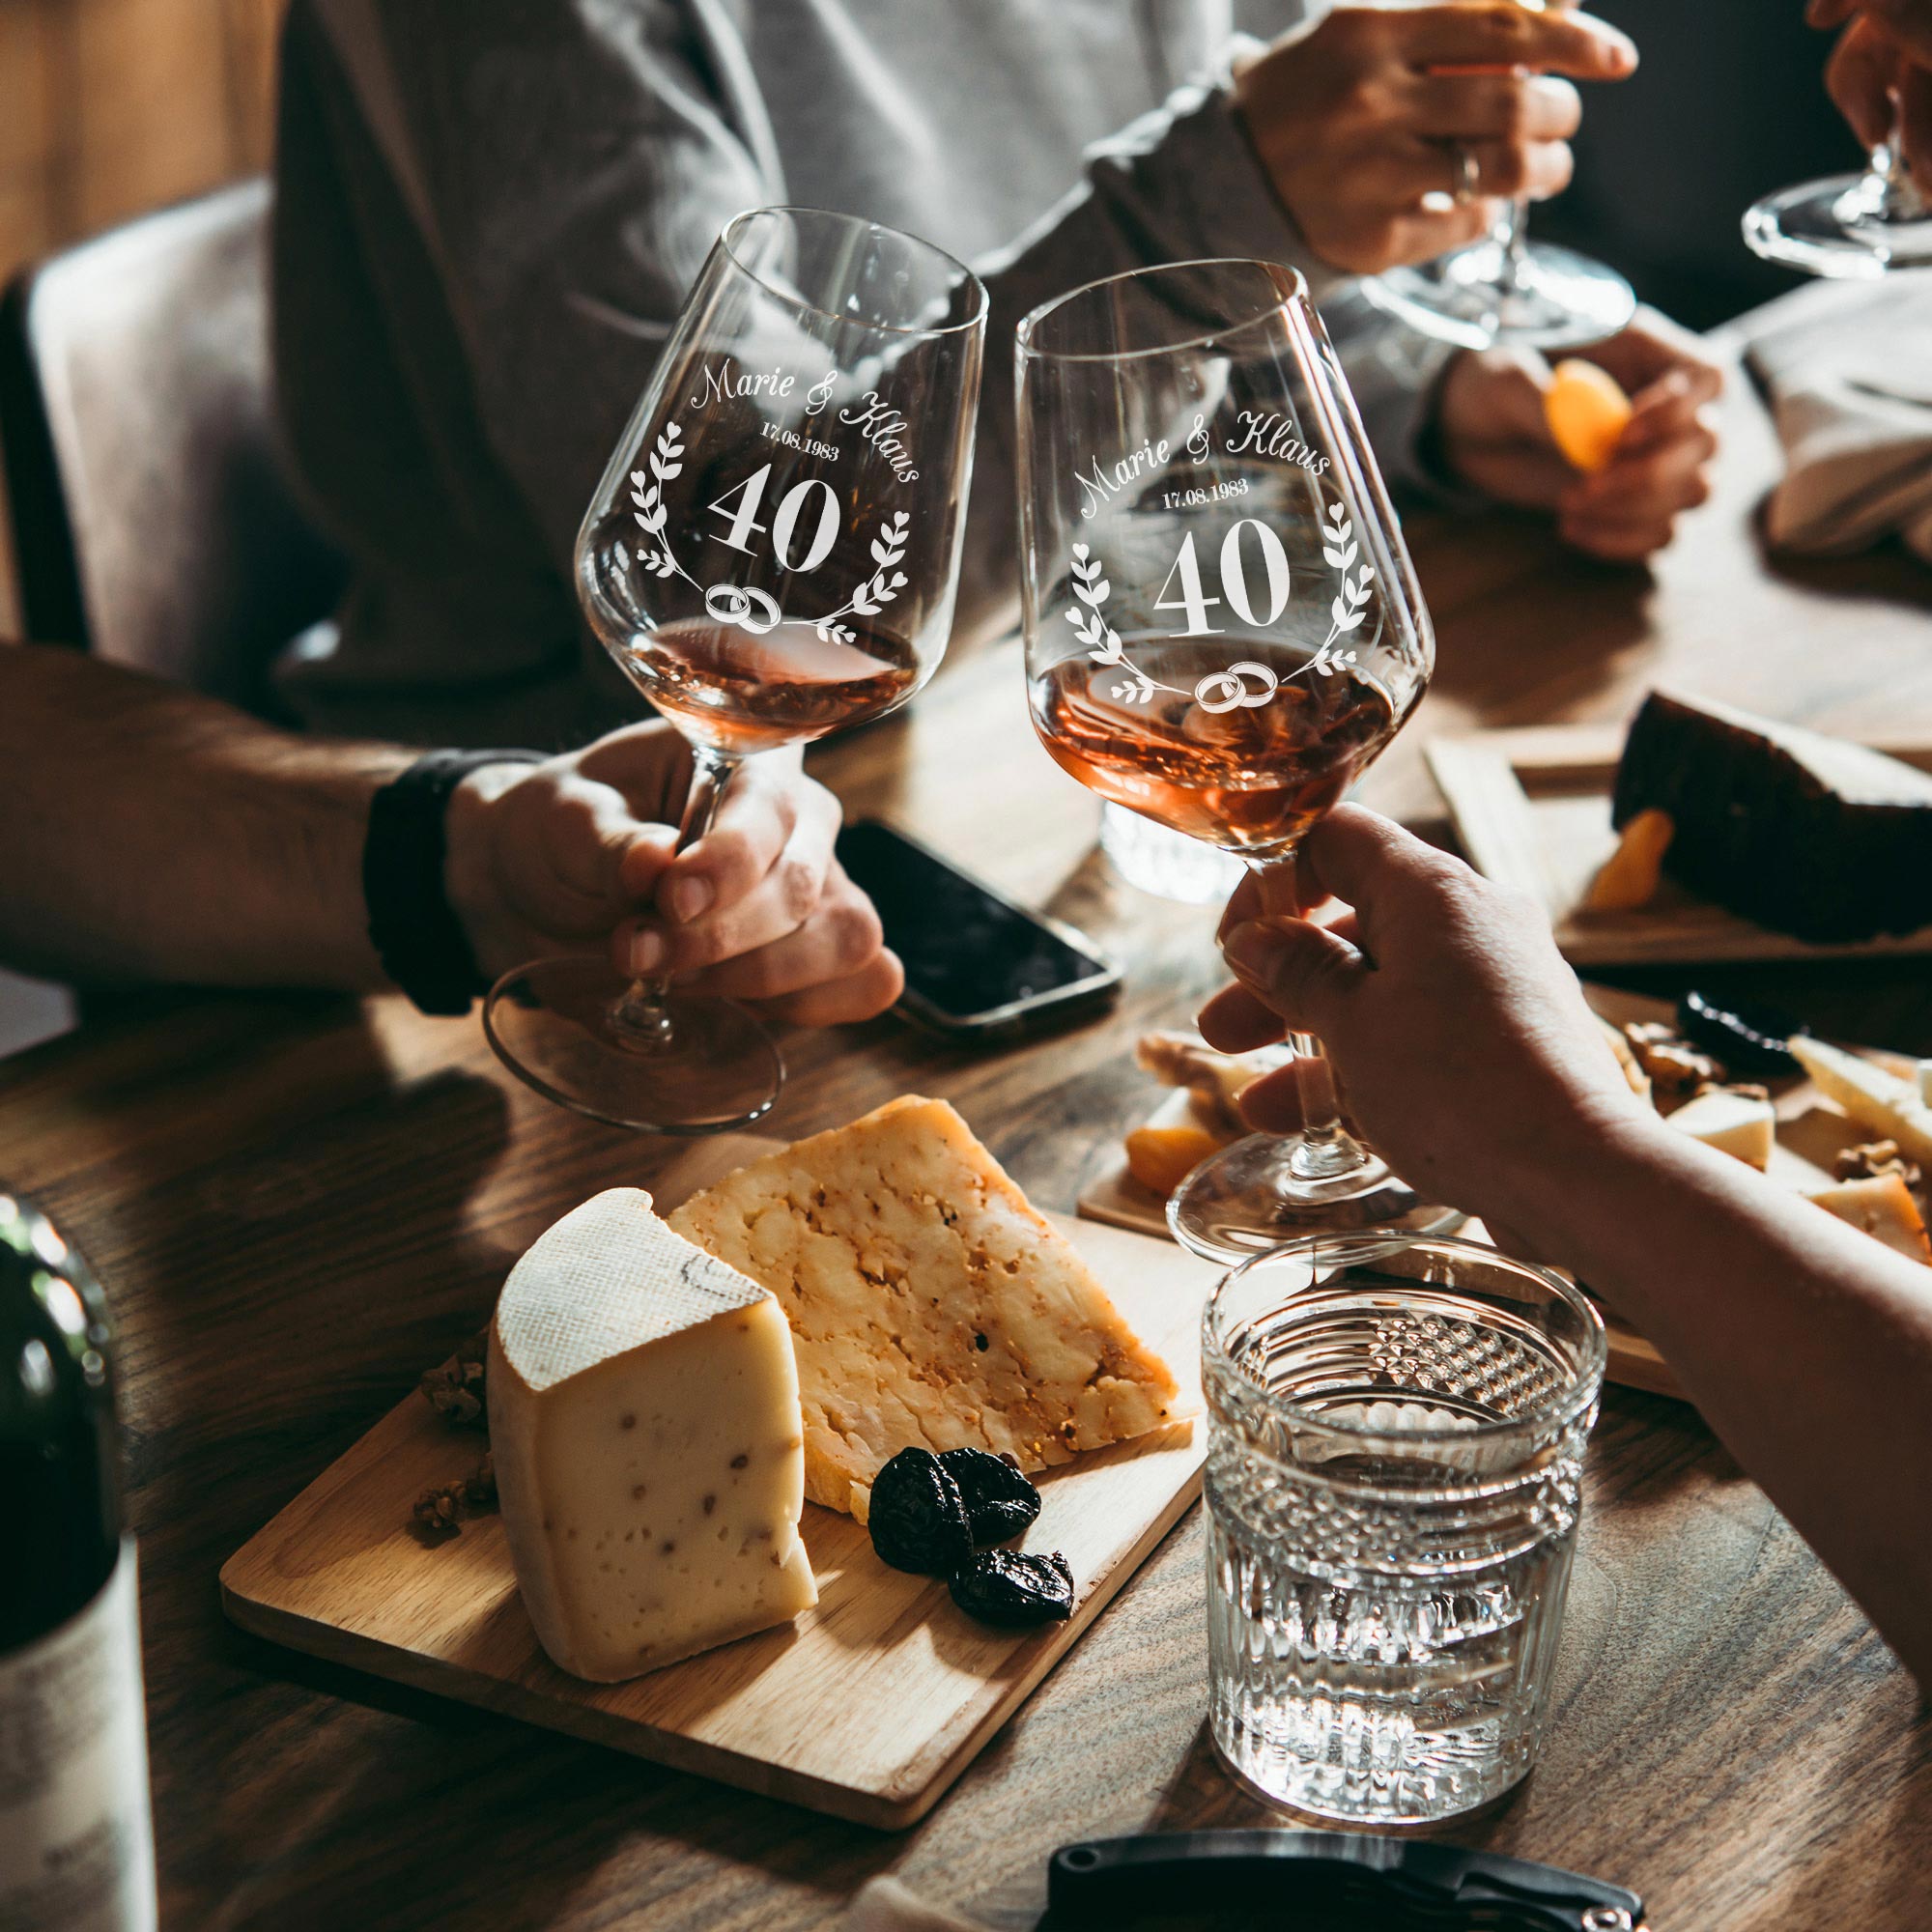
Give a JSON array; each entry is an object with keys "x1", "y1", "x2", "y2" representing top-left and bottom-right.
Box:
[
  {"x1": 1810, "y1": 2, "x2": 1932, "y2": 192},
  {"x1": 1433, "y1": 307, "x2": 1723, "y2": 562},
  {"x1": 442, "y1": 723, "x2": 902, "y2": 1025},
  {"x1": 1197, "y1": 805, "x2": 1659, "y2": 1234},
  {"x1": 1234, "y1": 3, "x2": 1637, "y2": 276}
]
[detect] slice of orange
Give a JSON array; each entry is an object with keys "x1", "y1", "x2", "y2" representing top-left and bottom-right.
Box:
[{"x1": 1544, "y1": 358, "x2": 1634, "y2": 473}]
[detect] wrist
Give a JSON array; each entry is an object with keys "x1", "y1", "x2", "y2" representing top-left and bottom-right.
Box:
[
  {"x1": 1488, "y1": 1101, "x2": 1699, "y2": 1282},
  {"x1": 362, "y1": 750, "x2": 543, "y2": 1014}
]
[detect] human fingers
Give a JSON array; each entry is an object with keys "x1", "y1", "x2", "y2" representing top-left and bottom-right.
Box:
[
  {"x1": 1561, "y1": 417, "x2": 1717, "y2": 520},
  {"x1": 1904, "y1": 63, "x2": 1932, "y2": 192},
  {"x1": 679, "y1": 867, "x2": 887, "y2": 1003},
  {"x1": 1408, "y1": 71, "x2": 1582, "y2": 143},
  {"x1": 1816, "y1": 0, "x2": 1932, "y2": 69},
  {"x1": 1199, "y1": 980, "x2": 1291, "y2": 1055},
  {"x1": 653, "y1": 761, "x2": 829, "y2": 927},
  {"x1": 1393, "y1": 3, "x2": 1638, "y2": 82},
  {"x1": 750, "y1": 948, "x2": 905, "y2": 1028},
  {"x1": 1828, "y1": 16, "x2": 1905, "y2": 148},
  {"x1": 1215, "y1": 858, "x2": 1315, "y2": 948},
  {"x1": 1577, "y1": 312, "x2": 1726, "y2": 402},
  {"x1": 1383, "y1": 130, "x2": 1576, "y2": 205},
  {"x1": 1218, "y1": 918, "x2": 1366, "y2": 1037}
]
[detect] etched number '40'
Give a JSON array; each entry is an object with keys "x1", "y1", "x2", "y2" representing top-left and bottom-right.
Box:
[
  {"x1": 1154, "y1": 521, "x2": 1292, "y2": 635},
  {"x1": 706, "y1": 464, "x2": 839, "y2": 573}
]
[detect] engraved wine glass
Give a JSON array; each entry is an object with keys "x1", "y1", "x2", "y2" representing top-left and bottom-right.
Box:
[
  {"x1": 484, "y1": 208, "x2": 986, "y2": 1131},
  {"x1": 1016, "y1": 259, "x2": 1459, "y2": 1263},
  {"x1": 1367, "y1": 0, "x2": 1636, "y2": 351}
]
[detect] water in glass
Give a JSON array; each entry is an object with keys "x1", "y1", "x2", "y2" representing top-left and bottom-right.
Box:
[{"x1": 1202, "y1": 1234, "x2": 1605, "y2": 1825}]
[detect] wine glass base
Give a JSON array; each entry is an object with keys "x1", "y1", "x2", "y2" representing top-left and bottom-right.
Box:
[
  {"x1": 1743, "y1": 174, "x2": 1932, "y2": 276},
  {"x1": 483, "y1": 956, "x2": 782, "y2": 1135},
  {"x1": 1369, "y1": 241, "x2": 1636, "y2": 352},
  {"x1": 1166, "y1": 1132, "x2": 1465, "y2": 1264}
]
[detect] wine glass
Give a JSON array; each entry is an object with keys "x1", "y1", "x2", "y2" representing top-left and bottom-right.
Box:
[
  {"x1": 1015, "y1": 258, "x2": 1459, "y2": 1264},
  {"x1": 1367, "y1": 0, "x2": 1636, "y2": 351},
  {"x1": 1745, "y1": 117, "x2": 1932, "y2": 275},
  {"x1": 484, "y1": 207, "x2": 986, "y2": 1132}
]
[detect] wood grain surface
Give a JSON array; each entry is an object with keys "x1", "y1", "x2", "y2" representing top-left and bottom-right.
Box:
[
  {"x1": 3, "y1": 298, "x2": 1931, "y2": 1929},
  {"x1": 219, "y1": 1136, "x2": 1221, "y2": 1830}
]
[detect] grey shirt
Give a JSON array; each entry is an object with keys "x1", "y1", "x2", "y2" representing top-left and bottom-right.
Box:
[{"x1": 272, "y1": 0, "x2": 1453, "y2": 747}]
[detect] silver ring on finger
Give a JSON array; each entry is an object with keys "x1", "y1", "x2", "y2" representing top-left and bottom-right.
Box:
[{"x1": 1446, "y1": 138, "x2": 1480, "y2": 207}]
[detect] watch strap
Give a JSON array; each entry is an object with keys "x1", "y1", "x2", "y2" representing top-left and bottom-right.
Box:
[{"x1": 362, "y1": 749, "x2": 543, "y2": 1015}]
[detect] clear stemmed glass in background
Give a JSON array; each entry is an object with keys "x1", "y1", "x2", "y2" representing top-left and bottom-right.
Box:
[
  {"x1": 1015, "y1": 258, "x2": 1455, "y2": 1264},
  {"x1": 1368, "y1": 0, "x2": 1636, "y2": 351},
  {"x1": 1745, "y1": 115, "x2": 1932, "y2": 275},
  {"x1": 484, "y1": 207, "x2": 986, "y2": 1132}
]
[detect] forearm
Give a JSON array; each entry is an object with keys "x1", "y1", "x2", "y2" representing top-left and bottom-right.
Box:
[
  {"x1": 0, "y1": 646, "x2": 409, "y2": 990},
  {"x1": 1503, "y1": 1116, "x2": 1932, "y2": 1680}
]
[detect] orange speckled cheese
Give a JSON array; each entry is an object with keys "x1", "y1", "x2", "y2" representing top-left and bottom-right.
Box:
[{"x1": 668, "y1": 1097, "x2": 1182, "y2": 1520}]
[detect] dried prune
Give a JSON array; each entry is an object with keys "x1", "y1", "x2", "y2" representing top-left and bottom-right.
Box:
[
  {"x1": 949, "y1": 1549, "x2": 1074, "y2": 1627},
  {"x1": 867, "y1": 1448, "x2": 974, "y2": 1575},
  {"x1": 1677, "y1": 990, "x2": 1804, "y2": 1078},
  {"x1": 938, "y1": 1447, "x2": 1041, "y2": 1547}
]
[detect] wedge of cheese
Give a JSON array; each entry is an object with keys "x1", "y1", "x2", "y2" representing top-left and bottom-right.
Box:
[
  {"x1": 1804, "y1": 1174, "x2": 1932, "y2": 1265},
  {"x1": 1789, "y1": 1037, "x2": 1932, "y2": 1167},
  {"x1": 488, "y1": 1189, "x2": 816, "y2": 1682},
  {"x1": 668, "y1": 1096, "x2": 1182, "y2": 1520},
  {"x1": 1664, "y1": 1086, "x2": 1776, "y2": 1170}
]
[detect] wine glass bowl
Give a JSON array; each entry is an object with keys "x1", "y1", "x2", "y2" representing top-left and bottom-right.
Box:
[
  {"x1": 1015, "y1": 259, "x2": 1455, "y2": 1261},
  {"x1": 485, "y1": 207, "x2": 986, "y2": 1133}
]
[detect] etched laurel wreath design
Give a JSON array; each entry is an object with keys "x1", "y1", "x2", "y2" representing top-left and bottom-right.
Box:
[
  {"x1": 611, "y1": 418, "x2": 910, "y2": 640},
  {"x1": 1069, "y1": 499, "x2": 1371, "y2": 710}
]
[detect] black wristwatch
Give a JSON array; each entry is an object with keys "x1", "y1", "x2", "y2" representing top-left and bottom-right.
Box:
[{"x1": 362, "y1": 749, "x2": 544, "y2": 1015}]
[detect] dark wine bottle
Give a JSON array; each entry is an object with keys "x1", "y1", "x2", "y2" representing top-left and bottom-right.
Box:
[{"x1": 0, "y1": 1190, "x2": 156, "y2": 1931}]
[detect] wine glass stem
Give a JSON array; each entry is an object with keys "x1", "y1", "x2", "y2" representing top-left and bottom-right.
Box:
[
  {"x1": 608, "y1": 743, "x2": 743, "y2": 1045},
  {"x1": 1494, "y1": 197, "x2": 1532, "y2": 291},
  {"x1": 1284, "y1": 1029, "x2": 1373, "y2": 1181},
  {"x1": 1870, "y1": 115, "x2": 1928, "y2": 220}
]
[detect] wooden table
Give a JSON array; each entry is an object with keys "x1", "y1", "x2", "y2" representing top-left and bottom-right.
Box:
[{"x1": 6, "y1": 301, "x2": 1932, "y2": 1931}]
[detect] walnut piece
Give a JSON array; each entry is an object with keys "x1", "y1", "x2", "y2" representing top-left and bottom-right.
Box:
[
  {"x1": 419, "y1": 1331, "x2": 489, "y2": 1433},
  {"x1": 411, "y1": 1453, "x2": 497, "y2": 1544},
  {"x1": 1833, "y1": 1139, "x2": 1923, "y2": 1187},
  {"x1": 1623, "y1": 1022, "x2": 1723, "y2": 1094}
]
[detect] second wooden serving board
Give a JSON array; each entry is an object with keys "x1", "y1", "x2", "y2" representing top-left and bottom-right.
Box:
[
  {"x1": 1077, "y1": 986, "x2": 1915, "y2": 1405},
  {"x1": 221, "y1": 1134, "x2": 1221, "y2": 1831}
]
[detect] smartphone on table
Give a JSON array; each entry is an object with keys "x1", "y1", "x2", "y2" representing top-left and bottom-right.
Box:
[{"x1": 835, "y1": 819, "x2": 1121, "y2": 1038}]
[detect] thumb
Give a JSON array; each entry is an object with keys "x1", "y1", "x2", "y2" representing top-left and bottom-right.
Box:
[{"x1": 1220, "y1": 918, "x2": 1362, "y2": 1036}]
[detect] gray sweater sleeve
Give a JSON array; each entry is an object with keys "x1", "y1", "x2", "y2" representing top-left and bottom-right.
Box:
[
  {"x1": 317, "y1": 3, "x2": 1451, "y2": 648},
  {"x1": 956, "y1": 48, "x2": 1460, "y2": 640}
]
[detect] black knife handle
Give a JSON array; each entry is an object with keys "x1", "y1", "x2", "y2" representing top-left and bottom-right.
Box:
[{"x1": 1044, "y1": 1832, "x2": 1643, "y2": 1930}]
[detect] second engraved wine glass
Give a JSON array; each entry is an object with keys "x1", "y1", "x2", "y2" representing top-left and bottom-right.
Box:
[
  {"x1": 1016, "y1": 259, "x2": 1458, "y2": 1263},
  {"x1": 484, "y1": 207, "x2": 986, "y2": 1131}
]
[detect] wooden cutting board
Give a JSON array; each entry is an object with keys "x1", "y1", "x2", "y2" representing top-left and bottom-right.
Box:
[
  {"x1": 220, "y1": 1134, "x2": 1221, "y2": 1831},
  {"x1": 1425, "y1": 722, "x2": 1932, "y2": 967},
  {"x1": 1077, "y1": 986, "x2": 1916, "y2": 1406}
]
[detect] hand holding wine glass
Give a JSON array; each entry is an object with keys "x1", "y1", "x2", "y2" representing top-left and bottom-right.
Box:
[
  {"x1": 1747, "y1": 0, "x2": 1932, "y2": 270},
  {"x1": 1015, "y1": 257, "x2": 1451, "y2": 1261},
  {"x1": 484, "y1": 207, "x2": 985, "y2": 1132}
]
